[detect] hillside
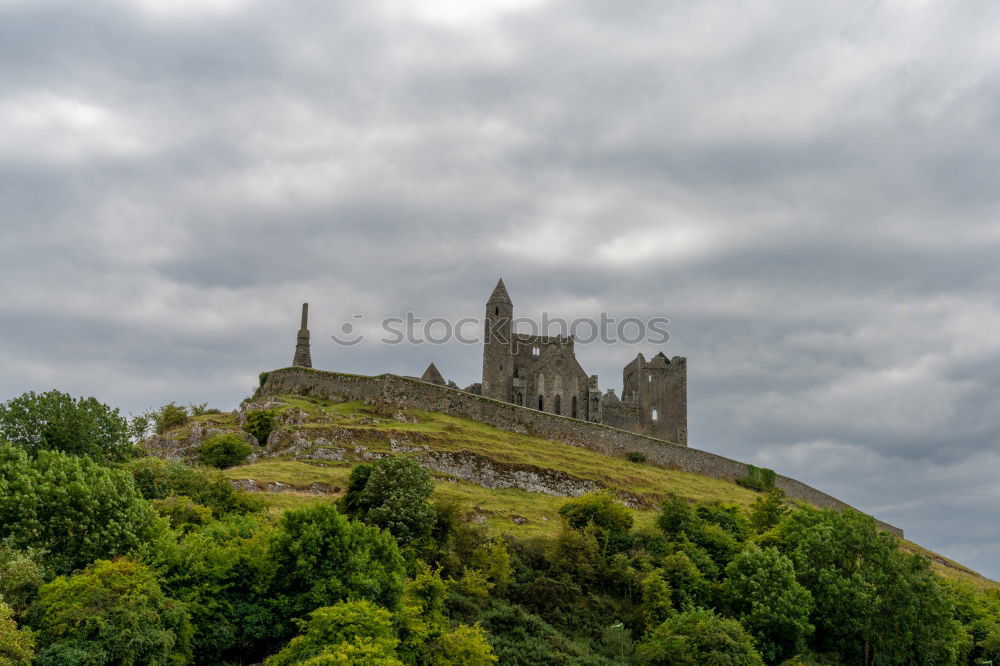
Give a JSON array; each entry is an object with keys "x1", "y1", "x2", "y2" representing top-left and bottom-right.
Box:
[{"x1": 148, "y1": 391, "x2": 998, "y2": 591}]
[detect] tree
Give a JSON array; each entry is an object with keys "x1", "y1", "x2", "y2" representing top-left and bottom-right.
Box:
[
  {"x1": 721, "y1": 545, "x2": 813, "y2": 663},
  {"x1": 197, "y1": 433, "x2": 253, "y2": 469},
  {"x1": 558, "y1": 491, "x2": 634, "y2": 551},
  {"x1": 748, "y1": 489, "x2": 787, "y2": 534},
  {"x1": 0, "y1": 390, "x2": 135, "y2": 461},
  {"x1": 641, "y1": 569, "x2": 673, "y2": 630},
  {"x1": 30, "y1": 559, "x2": 192, "y2": 666},
  {"x1": 635, "y1": 608, "x2": 764, "y2": 666},
  {"x1": 343, "y1": 458, "x2": 436, "y2": 544},
  {"x1": 154, "y1": 402, "x2": 189, "y2": 434},
  {"x1": 0, "y1": 544, "x2": 45, "y2": 617},
  {"x1": 0, "y1": 444, "x2": 164, "y2": 574},
  {"x1": 244, "y1": 410, "x2": 277, "y2": 446},
  {"x1": 268, "y1": 503, "x2": 406, "y2": 624},
  {"x1": 265, "y1": 601, "x2": 401, "y2": 666},
  {"x1": 431, "y1": 625, "x2": 498, "y2": 665},
  {"x1": 0, "y1": 601, "x2": 34, "y2": 666}
]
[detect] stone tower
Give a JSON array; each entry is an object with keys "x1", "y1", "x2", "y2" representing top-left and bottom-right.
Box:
[
  {"x1": 292, "y1": 303, "x2": 312, "y2": 368},
  {"x1": 482, "y1": 279, "x2": 514, "y2": 401},
  {"x1": 621, "y1": 352, "x2": 687, "y2": 445}
]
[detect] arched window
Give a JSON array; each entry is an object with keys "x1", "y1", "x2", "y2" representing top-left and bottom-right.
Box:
[
  {"x1": 532, "y1": 346, "x2": 540, "y2": 356},
  {"x1": 538, "y1": 395, "x2": 544, "y2": 411},
  {"x1": 571, "y1": 395, "x2": 577, "y2": 418},
  {"x1": 495, "y1": 306, "x2": 499, "y2": 315},
  {"x1": 554, "y1": 395, "x2": 562, "y2": 415},
  {"x1": 652, "y1": 409, "x2": 658, "y2": 421}
]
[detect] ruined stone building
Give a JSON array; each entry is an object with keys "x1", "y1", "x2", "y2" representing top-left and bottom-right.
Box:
[
  {"x1": 290, "y1": 279, "x2": 688, "y2": 446},
  {"x1": 480, "y1": 279, "x2": 687, "y2": 445}
]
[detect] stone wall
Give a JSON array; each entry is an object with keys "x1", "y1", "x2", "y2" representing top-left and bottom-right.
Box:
[{"x1": 260, "y1": 366, "x2": 902, "y2": 537}]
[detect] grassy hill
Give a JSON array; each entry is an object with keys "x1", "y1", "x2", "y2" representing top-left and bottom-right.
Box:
[{"x1": 153, "y1": 392, "x2": 998, "y2": 591}]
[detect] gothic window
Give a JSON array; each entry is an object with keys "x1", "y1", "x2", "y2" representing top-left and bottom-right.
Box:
[
  {"x1": 495, "y1": 306, "x2": 499, "y2": 315},
  {"x1": 554, "y1": 395, "x2": 562, "y2": 415},
  {"x1": 571, "y1": 395, "x2": 577, "y2": 418},
  {"x1": 648, "y1": 375, "x2": 652, "y2": 382},
  {"x1": 652, "y1": 409, "x2": 658, "y2": 421},
  {"x1": 532, "y1": 346, "x2": 540, "y2": 356},
  {"x1": 538, "y1": 395, "x2": 544, "y2": 411}
]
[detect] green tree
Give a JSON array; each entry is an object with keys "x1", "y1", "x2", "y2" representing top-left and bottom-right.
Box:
[
  {"x1": 0, "y1": 444, "x2": 164, "y2": 574},
  {"x1": 197, "y1": 433, "x2": 253, "y2": 469},
  {"x1": 431, "y1": 625, "x2": 498, "y2": 665},
  {"x1": 721, "y1": 545, "x2": 813, "y2": 663},
  {"x1": 641, "y1": 569, "x2": 673, "y2": 630},
  {"x1": 268, "y1": 503, "x2": 406, "y2": 623},
  {"x1": 0, "y1": 544, "x2": 45, "y2": 616},
  {"x1": 148, "y1": 515, "x2": 277, "y2": 664},
  {"x1": 0, "y1": 601, "x2": 34, "y2": 666},
  {"x1": 748, "y1": 489, "x2": 787, "y2": 534},
  {"x1": 154, "y1": 402, "x2": 189, "y2": 435},
  {"x1": 244, "y1": 410, "x2": 277, "y2": 445},
  {"x1": 635, "y1": 608, "x2": 764, "y2": 666},
  {"x1": 30, "y1": 559, "x2": 192, "y2": 666},
  {"x1": 0, "y1": 390, "x2": 135, "y2": 461},
  {"x1": 345, "y1": 458, "x2": 436, "y2": 544},
  {"x1": 152, "y1": 495, "x2": 213, "y2": 533},
  {"x1": 558, "y1": 491, "x2": 634, "y2": 551},
  {"x1": 265, "y1": 601, "x2": 400, "y2": 666}
]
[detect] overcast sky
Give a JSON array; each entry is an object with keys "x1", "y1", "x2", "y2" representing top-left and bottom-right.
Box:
[{"x1": 2, "y1": 0, "x2": 999, "y2": 579}]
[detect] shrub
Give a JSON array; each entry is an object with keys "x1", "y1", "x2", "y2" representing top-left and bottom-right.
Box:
[
  {"x1": 736, "y1": 464, "x2": 776, "y2": 491},
  {"x1": 721, "y1": 545, "x2": 814, "y2": 663},
  {"x1": 0, "y1": 444, "x2": 164, "y2": 574},
  {"x1": 258, "y1": 372, "x2": 270, "y2": 388},
  {"x1": 30, "y1": 559, "x2": 192, "y2": 666},
  {"x1": 749, "y1": 489, "x2": 788, "y2": 533},
  {"x1": 346, "y1": 458, "x2": 436, "y2": 544},
  {"x1": 268, "y1": 503, "x2": 406, "y2": 623},
  {"x1": 243, "y1": 410, "x2": 276, "y2": 445},
  {"x1": 558, "y1": 491, "x2": 634, "y2": 550},
  {"x1": 154, "y1": 402, "x2": 189, "y2": 434},
  {"x1": 0, "y1": 544, "x2": 45, "y2": 616},
  {"x1": 626, "y1": 451, "x2": 647, "y2": 463},
  {"x1": 188, "y1": 403, "x2": 221, "y2": 417},
  {"x1": 125, "y1": 456, "x2": 263, "y2": 517},
  {"x1": 635, "y1": 608, "x2": 764, "y2": 665},
  {"x1": 153, "y1": 495, "x2": 213, "y2": 533},
  {"x1": 265, "y1": 601, "x2": 399, "y2": 666},
  {"x1": 197, "y1": 433, "x2": 253, "y2": 469},
  {"x1": 0, "y1": 390, "x2": 134, "y2": 461},
  {"x1": 0, "y1": 601, "x2": 34, "y2": 665}
]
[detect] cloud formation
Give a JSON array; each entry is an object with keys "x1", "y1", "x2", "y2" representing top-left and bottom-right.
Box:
[{"x1": 2, "y1": 0, "x2": 999, "y2": 577}]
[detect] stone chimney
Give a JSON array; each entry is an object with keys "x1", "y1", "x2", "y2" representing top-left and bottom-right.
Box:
[{"x1": 292, "y1": 303, "x2": 312, "y2": 368}]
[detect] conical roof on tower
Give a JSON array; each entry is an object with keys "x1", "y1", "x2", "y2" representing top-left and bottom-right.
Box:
[
  {"x1": 420, "y1": 362, "x2": 446, "y2": 385},
  {"x1": 487, "y1": 278, "x2": 512, "y2": 305}
]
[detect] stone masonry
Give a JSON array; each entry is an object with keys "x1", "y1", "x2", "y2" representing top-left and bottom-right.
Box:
[{"x1": 292, "y1": 303, "x2": 312, "y2": 368}]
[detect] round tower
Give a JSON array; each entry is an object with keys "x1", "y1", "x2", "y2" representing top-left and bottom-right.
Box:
[{"x1": 482, "y1": 278, "x2": 514, "y2": 401}]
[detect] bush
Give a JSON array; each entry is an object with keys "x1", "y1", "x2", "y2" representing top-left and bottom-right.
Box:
[
  {"x1": 736, "y1": 464, "x2": 776, "y2": 492},
  {"x1": 0, "y1": 390, "x2": 134, "y2": 461},
  {"x1": 243, "y1": 410, "x2": 276, "y2": 445},
  {"x1": 268, "y1": 503, "x2": 406, "y2": 624},
  {"x1": 188, "y1": 403, "x2": 221, "y2": 417},
  {"x1": 125, "y1": 456, "x2": 263, "y2": 518},
  {"x1": 265, "y1": 600, "x2": 400, "y2": 666},
  {"x1": 626, "y1": 451, "x2": 647, "y2": 463},
  {"x1": 635, "y1": 608, "x2": 764, "y2": 665},
  {"x1": 0, "y1": 444, "x2": 164, "y2": 574},
  {"x1": 258, "y1": 372, "x2": 270, "y2": 388},
  {"x1": 721, "y1": 545, "x2": 814, "y2": 663},
  {"x1": 197, "y1": 433, "x2": 253, "y2": 469},
  {"x1": 0, "y1": 544, "x2": 45, "y2": 617},
  {"x1": 153, "y1": 495, "x2": 213, "y2": 533},
  {"x1": 558, "y1": 491, "x2": 634, "y2": 550},
  {"x1": 154, "y1": 402, "x2": 189, "y2": 434},
  {"x1": 343, "y1": 458, "x2": 436, "y2": 544},
  {"x1": 29, "y1": 559, "x2": 192, "y2": 665}
]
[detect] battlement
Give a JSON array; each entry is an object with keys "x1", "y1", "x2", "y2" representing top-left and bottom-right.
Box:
[{"x1": 259, "y1": 366, "x2": 902, "y2": 538}]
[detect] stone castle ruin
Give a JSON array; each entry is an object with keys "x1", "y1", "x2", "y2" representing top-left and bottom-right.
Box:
[
  {"x1": 291, "y1": 279, "x2": 688, "y2": 446},
  {"x1": 479, "y1": 279, "x2": 687, "y2": 445}
]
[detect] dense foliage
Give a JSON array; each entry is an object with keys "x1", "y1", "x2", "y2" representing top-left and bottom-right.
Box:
[
  {"x1": 2, "y1": 390, "x2": 1000, "y2": 666},
  {"x1": 0, "y1": 443, "x2": 164, "y2": 574},
  {"x1": 196, "y1": 432, "x2": 254, "y2": 468},
  {"x1": 0, "y1": 390, "x2": 135, "y2": 460}
]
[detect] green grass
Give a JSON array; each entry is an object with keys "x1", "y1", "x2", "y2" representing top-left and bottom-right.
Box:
[{"x1": 188, "y1": 393, "x2": 999, "y2": 588}]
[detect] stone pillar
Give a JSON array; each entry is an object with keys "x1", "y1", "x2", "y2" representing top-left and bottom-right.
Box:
[{"x1": 292, "y1": 303, "x2": 312, "y2": 368}]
